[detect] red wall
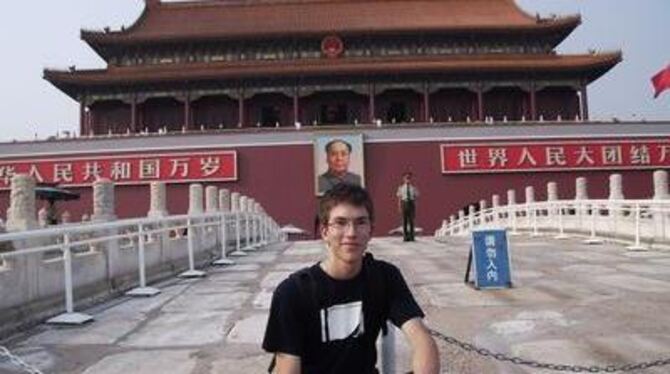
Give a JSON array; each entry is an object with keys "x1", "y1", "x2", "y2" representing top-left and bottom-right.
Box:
[{"x1": 0, "y1": 141, "x2": 659, "y2": 238}]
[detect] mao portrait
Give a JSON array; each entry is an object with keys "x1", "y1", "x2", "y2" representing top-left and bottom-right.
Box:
[{"x1": 314, "y1": 134, "x2": 365, "y2": 196}]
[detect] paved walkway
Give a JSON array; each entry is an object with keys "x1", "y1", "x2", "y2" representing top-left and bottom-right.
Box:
[{"x1": 3, "y1": 235, "x2": 670, "y2": 373}]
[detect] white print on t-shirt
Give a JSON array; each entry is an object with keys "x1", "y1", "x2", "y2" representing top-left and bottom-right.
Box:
[{"x1": 320, "y1": 301, "x2": 365, "y2": 343}]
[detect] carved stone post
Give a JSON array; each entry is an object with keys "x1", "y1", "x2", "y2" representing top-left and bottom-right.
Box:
[
  {"x1": 479, "y1": 200, "x2": 487, "y2": 225},
  {"x1": 653, "y1": 170, "x2": 669, "y2": 238},
  {"x1": 507, "y1": 189, "x2": 517, "y2": 233},
  {"x1": 148, "y1": 182, "x2": 168, "y2": 218},
  {"x1": 218, "y1": 188, "x2": 231, "y2": 251},
  {"x1": 188, "y1": 184, "x2": 204, "y2": 215},
  {"x1": 250, "y1": 200, "x2": 257, "y2": 246},
  {"x1": 4, "y1": 174, "x2": 40, "y2": 301},
  {"x1": 608, "y1": 174, "x2": 624, "y2": 220},
  {"x1": 91, "y1": 178, "x2": 120, "y2": 280},
  {"x1": 547, "y1": 182, "x2": 558, "y2": 202},
  {"x1": 253, "y1": 200, "x2": 261, "y2": 246},
  {"x1": 6, "y1": 174, "x2": 38, "y2": 232},
  {"x1": 525, "y1": 186, "x2": 535, "y2": 227},
  {"x1": 547, "y1": 181, "x2": 558, "y2": 220},
  {"x1": 507, "y1": 190, "x2": 516, "y2": 205},
  {"x1": 230, "y1": 192, "x2": 245, "y2": 256},
  {"x1": 492, "y1": 194, "x2": 500, "y2": 225},
  {"x1": 468, "y1": 205, "x2": 476, "y2": 230},
  {"x1": 240, "y1": 196, "x2": 250, "y2": 248},
  {"x1": 575, "y1": 177, "x2": 588, "y2": 228},
  {"x1": 92, "y1": 178, "x2": 116, "y2": 222},
  {"x1": 246, "y1": 198, "x2": 255, "y2": 247},
  {"x1": 219, "y1": 189, "x2": 231, "y2": 212},
  {"x1": 492, "y1": 194, "x2": 500, "y2": 208},
  {"x1": 608, "y1": 174, "x2": 624, "y2": 200},
  {"x1": 205, "y1": 186, "x2": 219, "y2": 213},
  {"x1": 147, "y1": 181, "x2": 168, "y2": 252},
  {"x1": 575, "y1": 177, "x2": 588, "y2": 200},
  {"x1": 231, "y1": 192, "x2": 240, "y2": 213},
  {"x1": 654, "y1": 170, "x2": 669, "y2": 200},
  {"x1": 188, "y1": 183, "x2": 204, "y2": 252}
]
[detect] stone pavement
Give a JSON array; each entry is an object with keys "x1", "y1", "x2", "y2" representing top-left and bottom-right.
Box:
[{"x1": 3, "y1": 235, "x2": 670, "y2": 373}]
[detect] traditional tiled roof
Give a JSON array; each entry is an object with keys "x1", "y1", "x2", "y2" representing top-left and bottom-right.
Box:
[
  {"x1": 81, "y1": 0, "x2": 580, "y2": 44},
  {"x1": 45, "y1": 52, "x2": 621, "y2": 98}
]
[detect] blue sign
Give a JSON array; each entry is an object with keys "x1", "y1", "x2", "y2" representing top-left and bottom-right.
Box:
[{"x1": 471, "y1": 229, "x2": 513, "y2": 289}]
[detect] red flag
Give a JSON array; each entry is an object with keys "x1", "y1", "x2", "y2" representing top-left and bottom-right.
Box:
[{"x1": 652, "y1": 65, "x2": 670, "y2": 98}]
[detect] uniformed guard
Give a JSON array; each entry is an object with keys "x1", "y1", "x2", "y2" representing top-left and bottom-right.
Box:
[{"x1": 396, "y1": 171, "x2": 420, "y2": 241}]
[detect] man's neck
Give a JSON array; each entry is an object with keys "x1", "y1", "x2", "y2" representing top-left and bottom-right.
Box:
[{"x1": 320, "y1": 257, "x2": 363, "y2": 280}]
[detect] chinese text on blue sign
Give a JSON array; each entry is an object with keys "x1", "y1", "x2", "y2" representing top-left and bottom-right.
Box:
[{"x1": 472, "y1": 229, "x2": 512, "y2": 289}]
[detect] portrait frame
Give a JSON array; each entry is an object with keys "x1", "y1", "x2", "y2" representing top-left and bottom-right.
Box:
[{"x1": 314, "y1": 133, "x2": 365, "y2": 196}]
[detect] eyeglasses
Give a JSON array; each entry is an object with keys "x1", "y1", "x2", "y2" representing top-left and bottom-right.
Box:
[{"x1": 326, "y1": 217, "x2": 372, "y2": 232}]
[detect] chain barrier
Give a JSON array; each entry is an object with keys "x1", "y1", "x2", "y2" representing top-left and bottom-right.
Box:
[
  {"x1": 429, "y1": 328, "x2": 670, "y2": 372},
  {"x1": 0, "y1": 346, "x2": 44, "y2": 374}
]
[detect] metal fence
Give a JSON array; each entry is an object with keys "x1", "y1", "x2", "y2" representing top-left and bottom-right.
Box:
[{"x1": 0, "y1": 209, "x2": 281, "y2": 329}]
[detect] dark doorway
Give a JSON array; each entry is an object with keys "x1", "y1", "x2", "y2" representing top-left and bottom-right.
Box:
[
  {"x1": 261, "y1": 106, "x2": 281, "y2": 127},
  {"x1": 386, "y1": 102, "x2": 408, "y2": 123},
  {"x1": 320, "y1": 104, "x2": 348, "y2": 124}
]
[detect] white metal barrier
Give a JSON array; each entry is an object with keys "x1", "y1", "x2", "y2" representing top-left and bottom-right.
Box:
[
  {"x1": 0, "y1": 210, "x2": 281, "y2": 331},
  {"x1": 435, "y1": 199, "x2": 670, "y2": 250}
]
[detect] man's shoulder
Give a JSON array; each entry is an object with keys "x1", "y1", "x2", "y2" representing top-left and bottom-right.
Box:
[
  {"x1": 276, "y1": 264, "x2": 320, "y2": 295},
  {"x1": 365, "y1": 254, "x2": 401, "y2": 277},
  {"x1": 318, "y1": 171, "x2": 330, "y2": 179},
  {"x1": 345, "y1": 172, "x2": 361, "y2": 183}
]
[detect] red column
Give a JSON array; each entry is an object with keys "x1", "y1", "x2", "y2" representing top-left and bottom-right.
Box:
[
  {"x1": 423, "y1": 84, "x2": 430, "y2": 122},
  {"x1": 368, "y1": 84, "x2": 376, "y2": 124},
  {"x1": 580, "y1": 85, "x2": 589, "y2": 121},
  {"x1": 238, "y1": 91, "x2": 245, "y2": 128},
  {"x1": 293, "y1": 88, "x2": 300, "y2": 125},
  {"x1": 79, "y1": 100, "x2": 87, "y2": 135},
  {"x1": 130, "y1": 96, "x2": 137, "y2": 133},
  {"x1": 184, "y1": 93, "x2": 192, "y2": 130},
  {"x1": 477, "y1": 87, "x2": 484, "y2": 121},
  {"x1": 530, "y1": 83, "x2": 537, "y2": 121}
]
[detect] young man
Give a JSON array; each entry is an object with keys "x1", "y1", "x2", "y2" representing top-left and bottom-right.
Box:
[
  {"x1": 263, "y1": 184, "x2": 439, "y2": 374},
  {"x1": 396, "y1": 172, "x2": 419, "y2": 242}
]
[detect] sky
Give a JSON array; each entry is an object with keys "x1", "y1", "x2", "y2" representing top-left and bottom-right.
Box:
[{"x1": 0, "y1": 0, "x2": 668, "y2": 142}]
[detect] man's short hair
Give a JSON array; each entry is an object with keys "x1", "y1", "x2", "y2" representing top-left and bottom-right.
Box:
[
  {"x1": 319, "y1": 183, "x2": 374, "y2": 225},
  {"x1": 325, "y1": 139, "x2": 352, "y2": 154}
]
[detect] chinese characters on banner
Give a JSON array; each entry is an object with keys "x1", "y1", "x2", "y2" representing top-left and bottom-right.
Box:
[
  {"x1": 441, "y1": 139, "x2": 670, "y2": 174},
  {"x1": 0, "y1": 151, "x2": 237, "y2": 189}
]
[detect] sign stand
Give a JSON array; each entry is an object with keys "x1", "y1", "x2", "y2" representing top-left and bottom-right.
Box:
[
  {"x1": 463, "y1": 228, "x2": 513, "y2": 290},
  {"x1": 464, "y1": 246, "x2": 476, "y2": 289}
]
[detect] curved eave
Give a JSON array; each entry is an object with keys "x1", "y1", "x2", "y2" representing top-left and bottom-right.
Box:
[
  {"x1": 44, "y1": 52, "x2": 621, "y2": 99},
  {"x1": 83, "y1": 16, "x2": 581, "y2": 47}
]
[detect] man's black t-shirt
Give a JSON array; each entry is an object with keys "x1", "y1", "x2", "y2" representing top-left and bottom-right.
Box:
[{"x1": 262, "y1": 257, "x2": 424, "y2": 373}]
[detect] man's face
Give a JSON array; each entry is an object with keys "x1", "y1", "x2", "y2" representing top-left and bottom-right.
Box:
[
  {"x1": 326, "y1": 142, "x2": 351, "y2": 174},
  {"x1": 321, "y1": 203, "x2": 372, "y2": 266},
  {"x1": 403, "y1": 174, "x2": 412, "y2": 184}
]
